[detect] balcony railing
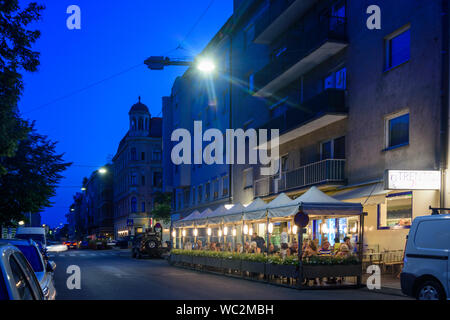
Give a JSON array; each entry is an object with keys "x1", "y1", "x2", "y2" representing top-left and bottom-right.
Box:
[
  {"x1": 254, "y1": 16, "x2": 347, "y2": 96},
  {"x1": 254, "y1": 159, "x2": 346, "y2": 198}
]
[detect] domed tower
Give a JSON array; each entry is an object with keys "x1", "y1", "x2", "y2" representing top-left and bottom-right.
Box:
[{"x1": 129, "y1": 96, "x2": 150, "y2": 137}]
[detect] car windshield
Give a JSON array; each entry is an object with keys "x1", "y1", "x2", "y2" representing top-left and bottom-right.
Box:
[
  {"x1": 15, "y1": 245, "x2": 44, "y2": 273},
  {"x1": 15, "y1": 234, "x2": 45, "y2": 245}
]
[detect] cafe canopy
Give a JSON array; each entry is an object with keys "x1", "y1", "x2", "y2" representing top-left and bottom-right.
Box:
[{"x1": 173, "y1": 186, "x2": 363, "y2": 228}]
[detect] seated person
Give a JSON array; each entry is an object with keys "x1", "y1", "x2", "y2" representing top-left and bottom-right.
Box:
[
  {"x1": 215, "y1": 242, "x2": 222, "y2": 252},
  {"x1": 225, "y1": 242, "x2": 233, "y2": 252},
  {"x1": 302, "y1": 240, "x2": 318, "y2": 258},
  {"x1": 333, "y1": 237, "x2": 341, "y2": 253},
  {"x1": 249, "y1": 241, "x2": 261, "y2": 254},
  {"x1": 280, "y1": 243, "x2": 290, "y2": 258},
  {"x1": 335, "y1": 243, "x2": 350, "y2": 257},
  {"x1": 235, "y1": 243, "x2": 243, "y2": 253},
  {"x1": 266, "y1": 243, "x2": 277, "y2": 255},
  {"x1": 243, "y1": 241, "x2": 250, "y2": 253},
  {"x1": 318, "y1": 240, "x2": 332, "y2": 256},
  {"x1": 344, "y1": 236, "x2": 354, "y2": 253},
  {"x1": 289, "y1": 241, "x2": 298, "y2": 255}
]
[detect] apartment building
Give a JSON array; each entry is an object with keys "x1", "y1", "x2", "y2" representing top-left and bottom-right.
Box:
[{"x1": 164, "y1": 0, "x2": 449, "y2": 252}]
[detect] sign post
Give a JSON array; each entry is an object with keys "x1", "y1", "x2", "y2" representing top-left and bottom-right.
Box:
[{"x1": 294, "y1": 210, "x2": 309, "y2": 288}]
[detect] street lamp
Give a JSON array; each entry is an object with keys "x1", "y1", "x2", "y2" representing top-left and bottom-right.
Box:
[
  {"x1": 99, "y1": 167, "x2": 107, "y2": 174},
  {"x1": 197, "y1": 58, "x2": 216, "y2": 74},
  {"x1": 18, "y1": 221, "x2": 25, "y2": 226}
]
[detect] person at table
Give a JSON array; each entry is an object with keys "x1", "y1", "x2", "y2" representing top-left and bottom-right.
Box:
[
  {"x1": 225, "y1": 242, "x2": 233, "y2": 252},
  {"x1": 251, "y1": 233, "x2": 265, "y2": 252},
  {"x1": 210, "y1": 242, "x2": 216, "y2": 251},
  {"x1": 195, "y1": 240, "x2": 203, "y2": 250},
  {"x1": 333, "y1": 237, "x2": 341, "y2": 254},
  {"x1": 235, "y1": 243, "x2": 243, "y2": 253},
  {"x1": 280, "y1": 227, "x2": 289, "y2": 247},
  {"x1": 266, "y1": 243, "x2": 277, "y2": 255},
  {"x1": 243, "y1": 241, "x2": 250, "y2": 253},
  {"x1": 280, "y1": 243, "x2": 290, "y2": 258},
  {"x1": 344, "y1": 236, "x2": 353, "y2": 253},
  {"x1": 215, "y1": 242, "x2": 222, "y2": 252},
  {"x1": 318, "y1": 240, "x2": 332, "y2": 256},
  {"x1": 289, "y1": 241, "x2": 298, "y2": 255},
  {"x1": 249, "y1": 241, "x2": 261, "y2": 254},
  {"x1": 302, "y1": 241, "x2": 318, "y2": 258},
  {"x1": 336, "y1": 243, "x2": 350, "y2": 257}
]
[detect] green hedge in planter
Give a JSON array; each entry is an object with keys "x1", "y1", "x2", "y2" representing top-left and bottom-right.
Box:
[{"x1": 170, "y1": 249, "x2": 359, "y2": 266}]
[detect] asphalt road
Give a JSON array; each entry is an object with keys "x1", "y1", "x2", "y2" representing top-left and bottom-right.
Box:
[{"x1": 49, "y1": 249, "x2": 409, "y2": 300}]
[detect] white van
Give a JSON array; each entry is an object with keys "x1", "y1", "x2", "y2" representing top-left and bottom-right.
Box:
[
  {"x1": 15, "y1": 227, "x2": 47, "y2": 248},
  {"x1": 401, "y1": 214, "x2": 450, "y2": 300}
]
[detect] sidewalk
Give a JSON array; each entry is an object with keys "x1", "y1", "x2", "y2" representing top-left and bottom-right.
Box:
[{"x1": 361, "y1": 273, "x2": 405, "y2": 297}]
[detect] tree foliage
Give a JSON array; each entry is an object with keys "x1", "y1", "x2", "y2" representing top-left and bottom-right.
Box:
[
  {"x1": 0, "y1": 123, "x2": 71, "y2": 226},
  {"x1": 152, "y1": 192, "x2": 172, "y2": 223},
  {"x1": 0, "y1": 1, "x2": 44, "y2": 175}
]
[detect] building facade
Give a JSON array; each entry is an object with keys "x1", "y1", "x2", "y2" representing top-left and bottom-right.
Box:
[
  {"x1": 113, "y1": 98, "x2": 163, "y2": 238},
  {"x1": 163, "y1": 0, "x2": 450, "y2": 253}
]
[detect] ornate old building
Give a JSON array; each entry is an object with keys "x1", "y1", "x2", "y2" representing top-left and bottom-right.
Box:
[{"x1": 113, "y1": 98, "x2": 163, "y2": 238}]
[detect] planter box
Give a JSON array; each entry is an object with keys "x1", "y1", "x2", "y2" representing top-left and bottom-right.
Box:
[
  {"x1": 266, "y1": 264, "x2": 297, "y2": 278},
  {"x1": 192, "y1": 256, "x2": 207, "y2": 265},
  {"x1": 204, "y1": 257, "x2": 222, "y2": 268},
  {"x1": 303, "y1": 264, "x2": 362, "y2": 278},
  {"x1": 170, "y1": 254, "x2": 182, "y2": 264},
  {"x1": 221, "y1": 259, "x2": 242, "y2": 270},
  {"x1": 179, "y1": 254, "x2": 193, "y2": 265},
  {"x1": 241, "y1": 261, "x2": 265, "y2": 274}
]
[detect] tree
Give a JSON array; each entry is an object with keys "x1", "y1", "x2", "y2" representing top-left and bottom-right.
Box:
[
  {"x1": 151, "y1": 192, "x2": 172, "y2": 224},
  {"x1": 0, "y1": 122, "x2": 71, "y2": 226},
  {"x1": 0, "y1": 1, "x2": 44, "y2": 175}
]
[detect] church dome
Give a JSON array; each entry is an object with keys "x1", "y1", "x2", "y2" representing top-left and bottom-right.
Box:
[{"x1": 129, "y1": 97, "x2": 149, "y2": 114}]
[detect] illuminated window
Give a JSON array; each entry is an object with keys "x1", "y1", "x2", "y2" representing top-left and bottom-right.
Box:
[{"x1": 378, "y1": 192, "x2": 412, "y2": 229}]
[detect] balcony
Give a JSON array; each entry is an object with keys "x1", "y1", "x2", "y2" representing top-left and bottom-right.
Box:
[
  {"x1": 254, "y1": 159, "x2": 346, "y2": 197},
  {"x1": 259, "y1": 89, "x2": 347, "y2": 147},
  {"x1": 254, "y1": 0, "x2": 318, "y2": 44},
  {"x1": 254, "y1": 16, "x2": 348, "y2": 98}
]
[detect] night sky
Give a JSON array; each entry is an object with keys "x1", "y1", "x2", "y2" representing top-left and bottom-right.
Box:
[{"x1": 18, "y1": 0, "x2": 233, "y2": 227}]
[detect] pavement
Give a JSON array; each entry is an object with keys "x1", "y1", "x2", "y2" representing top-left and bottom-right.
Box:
[{"x1": 49, "y1": 249, "x2": 410, "y2": 300}]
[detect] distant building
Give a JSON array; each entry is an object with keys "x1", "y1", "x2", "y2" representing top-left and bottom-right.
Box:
[{"x1": 112, "y1": 98, "x2": 163, "y2": 238}]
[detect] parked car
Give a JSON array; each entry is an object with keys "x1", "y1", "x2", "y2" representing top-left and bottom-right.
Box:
[
  {"x1": 46, "y1": 242, "x2": 68, "y2": 253},
  {"x1": 64, "y1": 240, "x2": 78, "y2": 249},
  {"x1": 0, "y1": 239, "x2": 56, "y2": 300},
  {"x1": 131, "y1": 228, "x2": 168, "y2": 259},
  {"x1": 0, "y1": 243, "x2": 44, "y2": 300},
  {"x1": 78, "y1": 240, "x2": 89, "y2": 249},
  {"x1": 15, "y1": 227, "x2": 47, "y2": 248},
  {"x1": 401, "y1": 213, "x2": 450, "y2": 300}
]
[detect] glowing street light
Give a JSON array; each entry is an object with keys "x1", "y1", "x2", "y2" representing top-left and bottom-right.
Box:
[
  {"x1": 99, "y1": 167, "x2": 107, "y2": 174},
  {"x1": 18, "y1": 221, "x2": 25, "y2": 226},
  {"x1": 197, "y1": 58, "x2": 216, "y2": 74}
]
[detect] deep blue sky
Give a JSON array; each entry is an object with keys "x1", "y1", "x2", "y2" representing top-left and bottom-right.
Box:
[{"x1": 18, "y1": 0, "x2": 233, "y2": 228}]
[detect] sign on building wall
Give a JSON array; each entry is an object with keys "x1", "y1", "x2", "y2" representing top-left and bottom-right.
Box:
[{"x1": 385, "y1": 170, "x2": 441, "y2": 190}]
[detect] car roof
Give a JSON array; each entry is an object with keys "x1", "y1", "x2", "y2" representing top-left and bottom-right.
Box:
[
  {"x1": 413, "y1": 213, "x2": 450, "y2": 222},
  {"x1": 0, "y1": 238, "x2": 38, "y2": 246}
]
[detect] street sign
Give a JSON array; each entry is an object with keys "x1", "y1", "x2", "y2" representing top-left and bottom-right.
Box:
[
  {"x1": 294, "y1": 210, "x2": 309, "y2": 228},
  {"x1": 127, "y1": 219, "x2": 134, "y2": 227}
]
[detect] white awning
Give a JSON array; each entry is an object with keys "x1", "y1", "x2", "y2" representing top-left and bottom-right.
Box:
[
  {"x1": 333, "y1": 182, "x2": 389, "y2": 205},
  {"x1": 243, "y1": 198, "x2": 267, "y2": 221},
  {"x1": 267, "y1": 193, "x2": 298, "y2": 218}
]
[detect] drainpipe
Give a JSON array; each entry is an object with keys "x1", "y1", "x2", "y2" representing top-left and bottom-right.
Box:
[
  {"x1": 229, "y1": 33, "x2": 234, "y2": 206},
  {"x1": 440, "y1": 0, "x2": 449, "y2": 207}
]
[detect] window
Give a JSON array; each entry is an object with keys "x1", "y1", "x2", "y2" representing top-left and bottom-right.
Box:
[
  {"x1": 183, "y1": 188, "x2": 190, "y2": 208},
  {"x1": 270, "y1": 97, "x2": 288, "y2": 119},
  {"x1": 386, "y1": 112, "x2": 409, "y2": 148},
  {"x1": 321, "y1": 136, "x2": 346, "y2": 160},
  {"x1": 281, "y1": 155, "x2": 288, "y2": 173},
  {"x1": 415, "y1": 220, "x2": 450, "y2": 250},
  {"x1": 244, "y1": 24, "x2": 255, "y2": 50},
  {"x1": 131, "y1": 197, "x2": 137, "y2": 213},
  {"x1": 141, "y1": 152, "x2": 145, "y2": 161},
  {"x1": 385, "y1": 26, "x2": 410, "y2": 70},
  {"x1": 15, "y1": 245, "x2": 43, "y2": 273},
  {"x1": 152, "y1": 149, "x2": 162, "y2": 161},
  {"x1": 192, "y1": 186, "x2": 196, "y2": 205},
  {"x1": 243, "y1": 168, "x2": 253, "y2": 189},
  {"x1": 205, "y1": 182, "x2": 211, "y2": 201},
  {"x1": 131, "y1": 148, "x2": 137, "y2": 161},
  {"x1": 198, "y1": 185, "x2": 203, "y2": 203},
  {"x1": 248, "y1": 74, "x2": 254, "y2": 93},
  {"x1": 379, "y1": 192, "x2": 412, "y2": 229},
  {"x1": 141, "y1": 175, "x2": 145, "y2": 186},
  {"x1": 324, "y1": 67, "x2": 346, "y2": 90},
  {"x1": 9, "y1": 255, "x2": 34, "y2": 300},
  {"x1": 138, "y1": 118, "x2": 144, "y2": 130},
  {"x1": 131, "y1": 174, "x2": 137, "y2": 186},
  {"x1": 153, "y1": 172, "x2": 162, "y2": 187},
  {"x1": 330, "y1": 1, "x2": 346, "y2": 30},
  {"x1": 222, "y1": 175, "x2": 229, "y2": 196},
  {"x1": 213, "y1": 179, "x2": 219, "y2": 199},
  {"x1": 141, "y1": 202, "x2": 146, "y2": 213}
]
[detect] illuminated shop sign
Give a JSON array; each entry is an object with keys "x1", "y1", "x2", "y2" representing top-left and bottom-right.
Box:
[{"x1": 385, "y1": 170, "x2": 441, "y2": 190}]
